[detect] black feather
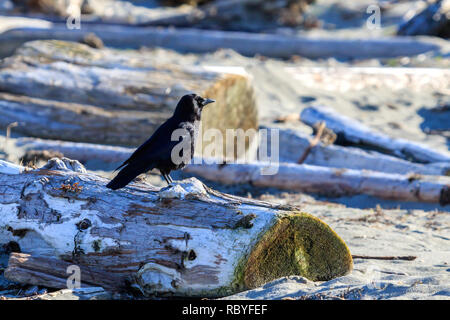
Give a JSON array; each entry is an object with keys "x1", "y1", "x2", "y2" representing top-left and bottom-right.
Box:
[{"x1": 106, "y1": 164, "x2": 148, "y2": 190}]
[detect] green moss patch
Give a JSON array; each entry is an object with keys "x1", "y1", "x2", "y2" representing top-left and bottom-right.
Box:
[{"x1": 241, "y1": 212, "x2": 352, "y2": 288}]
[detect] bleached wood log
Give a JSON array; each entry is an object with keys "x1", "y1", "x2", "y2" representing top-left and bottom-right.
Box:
[
  {"x1": 10, "y1": 283, "x2": 112, "y2": 300},
  {"x1": 81, "y1": 0, "x2": 200, "y2": 25},
  {"x1": 300, "y1": 106, "x2": 450, "y2": 164},
  {"x1": 4, "y1": 252, "x2": 121, "y2": 292},
  {"x1": 0, "y1": 40, "x2": 258, "y2": 157},
  {"x1": 0, "y1": 158, "x2": 352, "y2": 297},
  {"x1": 15, "y1": 137, "x2": 133, "y2": 164},
  {"x1": 265, "y1": 128, "x2": 450, "y2": 176},
  {"x1": 0, "y1": 22, "x2": 442, "y2": 59},
  {"x1": 12, "y1": 137, "x2": 450, "y2": 204},
  {"x1": 184, "y1": 161, "x2": 450, "y2": 205},
  {"x1": 14, "y1": 134, "x2": 450, "y2": 176}
]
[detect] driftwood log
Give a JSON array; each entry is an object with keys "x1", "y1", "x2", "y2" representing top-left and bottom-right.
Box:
[
  {"x1": 9, "y1": 138, "x2": 450, "y2": 205},
  {"x1": 397, "y1": 0, "x2": 450, "y2": 38},
  {"x1": 14, "y1": 133, "x2": 450, "y2": 176},
  {"x1": 0, "y1": 18, "x2": 442, "y2": 59},
  {"x1": 0, "y1": 40, "x2": 257, "y2": 157},
  {"x1": 265, "y1": 128, "x2": 450, "y2": 176},
  {"x1": 8, "y1": 281, "x2": 112, "y2": 300},
  {"x1": 5, "y1": 0, "x2": 313, "y2": 28},
  {"x1": 0, "y1": 158, "x2": 352, "y2": 297},
  {"x1": 184, "y1": 162, "x2": 450, "y2": 205},
  {"x1": 300, "y1": 106, "x2": 450, "y2": 164}
]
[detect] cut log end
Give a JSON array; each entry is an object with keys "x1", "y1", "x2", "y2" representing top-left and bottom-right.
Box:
[
  {"x1": 239, "y1": 212, "x2": 353, "y2": 289},
  {"x1": 200, "y1": 73, "x2": 258, "y2": 160}
]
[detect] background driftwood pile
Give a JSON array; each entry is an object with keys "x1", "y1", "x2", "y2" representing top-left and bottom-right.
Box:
[{"x1": 0, "y1": 40, "x2": 258, "y2": 158}]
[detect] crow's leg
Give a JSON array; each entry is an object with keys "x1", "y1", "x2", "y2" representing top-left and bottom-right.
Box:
[
  {"x1": 167, "y1": 173, "x2": 173, "y2": 184},
  {"x1": 161, "y1": 172, "x2": 171, "y2": 185}
]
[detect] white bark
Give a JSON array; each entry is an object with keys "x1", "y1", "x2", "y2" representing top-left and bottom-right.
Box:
[
  {"x1": 0, "y1": 158, "x2": 353, "y2": 297},
  {"x1": 300, "y1": 106, "x2": 450, "y2": 164}
]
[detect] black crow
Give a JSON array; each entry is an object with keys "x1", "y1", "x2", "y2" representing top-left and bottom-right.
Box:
[{"x1": 106, "y1": 94, "x2": 215, "y2": 190}]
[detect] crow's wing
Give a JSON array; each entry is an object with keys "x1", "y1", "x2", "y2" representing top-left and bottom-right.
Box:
[{"x1": 115, "y1": 117, "x2": 179, "y2": 171}]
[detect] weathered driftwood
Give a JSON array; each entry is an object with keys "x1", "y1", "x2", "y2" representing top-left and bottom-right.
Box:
[
  {"x1": 397, "y1": 0, "x2": 450, "y2": 38},
  {"x1": 3, "y1": 0, "x2": 314, "y2": 31},
  {"x1": 0, "y1": 40, "x2": 258, "y2": 156},
  {"x1": 15, "y1": 137, "x2": 133, "y2": 164},
  {"x1": 300, "y1": 106, "x2": 450, "y2": 164},
  {"x1": 5, "y1": 252, "x2": 121, "y2": 292},
  {"x1": 156, "y1": 0, "x2": 316, "y2": 30},
  {"x1": 184, "y1": 161, "x2": 450, "y2": 205},
  {"x1": 81, "y1": 0, "x2": 199, "y2": 25},
  {"x1": 12, "y1": 136, "x2": 450, "y2": 204},
  {"x1": 0, "y1": 158, "x2": 352, "y2": 297},
  {"x1": 10, "y1": 0, "x2": 83, "y2": 16},
  {"x1": 0, "y1": 21, "x2": 442, "y2": 59},
  {"x1": 14, "y1": 132, "x2": 450, "y2": 177},
  {"x1": 264, "y1": 128, "x2": 450, "y2": 176},
  {"x1": 10, "y1": 283, "x2": 112, "y2": 300}
]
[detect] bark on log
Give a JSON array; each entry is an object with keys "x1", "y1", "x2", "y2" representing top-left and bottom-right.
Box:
[
  {"x1": 0, "y1": 40, "x2": 258, "y2": 157},
  {"x1": 0, "y1": 21, "x2": 442, "y2": 59},
  {"x1": 184, "y1": 161, "x2": 450, "y2": 205},
  {"x1": 0, "y1": 158, "x2": 352, "y2": 297},
  {"x1": 300, "y1": 106, "x2": 450, "y2": 164}
]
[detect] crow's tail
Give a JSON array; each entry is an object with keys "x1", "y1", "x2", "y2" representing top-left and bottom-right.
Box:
[{"x1": 106, "y1": 164, "x2": 145, "y2": 190}]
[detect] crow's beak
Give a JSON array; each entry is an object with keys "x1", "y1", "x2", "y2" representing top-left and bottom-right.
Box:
[{"x1": 203, "y1": 99, "x2": 215, "y2": 106}]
